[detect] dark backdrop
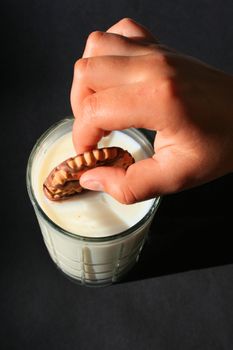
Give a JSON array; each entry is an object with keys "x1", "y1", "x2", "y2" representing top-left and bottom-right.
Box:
[{"x1": 1, "y1": 1, "x2": 233, "y2": 349}]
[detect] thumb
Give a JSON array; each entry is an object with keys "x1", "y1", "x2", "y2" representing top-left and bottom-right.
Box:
[{"x1": 79, "y1": 157, "x2": 181, "y2": 204}]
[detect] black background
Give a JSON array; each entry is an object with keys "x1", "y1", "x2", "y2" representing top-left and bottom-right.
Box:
[{"x1": 1, "y1": 1, "x2": 233, "y2": 349}]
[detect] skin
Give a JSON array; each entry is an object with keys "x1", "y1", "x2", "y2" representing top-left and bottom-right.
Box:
[{"x1": 70, "y1": 18, "x2": 233, "y2": 204}]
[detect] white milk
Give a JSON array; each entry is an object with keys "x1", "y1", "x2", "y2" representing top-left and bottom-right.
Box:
[
  {"x1": 28, "y1": 119, "x2": 160, "y2": 285},
  {"x1": 33, "y1": 131, "x2": 154, "y2": 237}
]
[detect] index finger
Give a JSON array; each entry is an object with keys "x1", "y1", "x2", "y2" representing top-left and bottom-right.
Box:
[{"x1": 72, "y1": 79, "x2": 169, "y2": 154}]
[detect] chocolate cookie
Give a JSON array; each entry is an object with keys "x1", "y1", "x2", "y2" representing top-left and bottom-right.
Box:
[{"x1": 43, "y1": 147, "x2": 134, "y2": 201}]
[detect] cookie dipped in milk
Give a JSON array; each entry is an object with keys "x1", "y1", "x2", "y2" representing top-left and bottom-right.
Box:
[{"x1": 27, "y1": 118, "x2": 161, "y2": 286}]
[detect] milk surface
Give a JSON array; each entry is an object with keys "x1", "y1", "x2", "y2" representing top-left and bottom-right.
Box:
[
  {"x1": 29, "y1": 121, "x2": 159, "y2": 285},
  {"x1": 32, "y1": 130, "x2": 154, "y2": 238}
]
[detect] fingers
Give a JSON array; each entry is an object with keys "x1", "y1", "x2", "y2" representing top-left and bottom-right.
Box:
[
  {"x1": 72, "y1": 83, "x2": 167, "y2": 154},
  {"x1": 71, "y1": 18, "x2": 161, "y2": 138},
  {"x1": 106, "y1": 18, "x2": 157, "y2": 43},
  {"x1": 70, "y1": 53, "x2": 168, "y2": 121},
  {"x1": 83, "y1": 18, "x2": 158, "y2": 58},
  {"x1": 70, "y1": 55, "x2": 140, "y2": 120},
  {"x1": 82, "y1": 18, "x2": 158, "y2": 59},
  {"x1": 82, "y1": 31, "x2": 153, "y2": 58},
  {"x1": 75, "y1": 55, "x2": 146, "y2": 91}
]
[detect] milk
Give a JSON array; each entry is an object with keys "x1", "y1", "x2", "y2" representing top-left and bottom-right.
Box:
[{"x1": 28, "y1": 118, "x2": 160, "y2": 285}]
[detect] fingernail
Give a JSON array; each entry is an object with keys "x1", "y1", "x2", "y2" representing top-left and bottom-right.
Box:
[{"x1": 81, "y1": 180, "x2": 104, "y2": 192}]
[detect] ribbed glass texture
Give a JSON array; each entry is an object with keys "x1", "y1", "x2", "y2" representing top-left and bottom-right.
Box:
[{"x1": 27, "y1": 118, "x2": 161, "y2": 286}]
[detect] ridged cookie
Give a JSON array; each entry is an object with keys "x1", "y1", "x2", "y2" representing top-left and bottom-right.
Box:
[{"x1": 43, "y1": 147, "x2": 134, "y2": 201}]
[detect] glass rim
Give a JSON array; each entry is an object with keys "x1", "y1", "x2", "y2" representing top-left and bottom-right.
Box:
[{"x1": 26, "y1": 117, "x2": 162, "y2": 243}]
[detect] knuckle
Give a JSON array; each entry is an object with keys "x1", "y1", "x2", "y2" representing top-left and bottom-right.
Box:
[
  {"x1": 86, "y1": 31, "x2": 104, "y2": 53},
  {"x1": 146, "y1": 52, "x2": 171, "y2": 81},
  {"x1": 74, "y1": 58, "x2": 89, "y2": 80},
  {"x1": 118, "y1": 17, "x2": 135, "y2": 27},
  {"x1": 150, "y1": 51, "x2": 169, "y2": 67},
  {"x1": 157, "y1": 51, "x2": 169, "y2": 65}
]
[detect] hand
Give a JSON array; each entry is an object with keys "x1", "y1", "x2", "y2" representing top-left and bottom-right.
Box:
[{"x1": 70, "y1": 18, "x2": 233, "y2": 204}]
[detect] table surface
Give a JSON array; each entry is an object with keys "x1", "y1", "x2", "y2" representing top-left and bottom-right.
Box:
[{"x1": 1, "y1": 1, "x2": 233, "y2": 349}]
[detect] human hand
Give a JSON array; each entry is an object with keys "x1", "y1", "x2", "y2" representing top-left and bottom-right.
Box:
[{"x1": 71, "y1": 18, "x2": 233, "y2": 204}]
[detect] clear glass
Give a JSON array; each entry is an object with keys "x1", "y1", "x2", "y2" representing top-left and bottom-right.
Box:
[{"x1": 26, "y1": 118, "x2": 161, "y2": 286}]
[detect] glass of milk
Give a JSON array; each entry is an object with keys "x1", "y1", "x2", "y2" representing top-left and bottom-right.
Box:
[{"x1": 27, "y1": 117, "x2": 161, "y2": 286}]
